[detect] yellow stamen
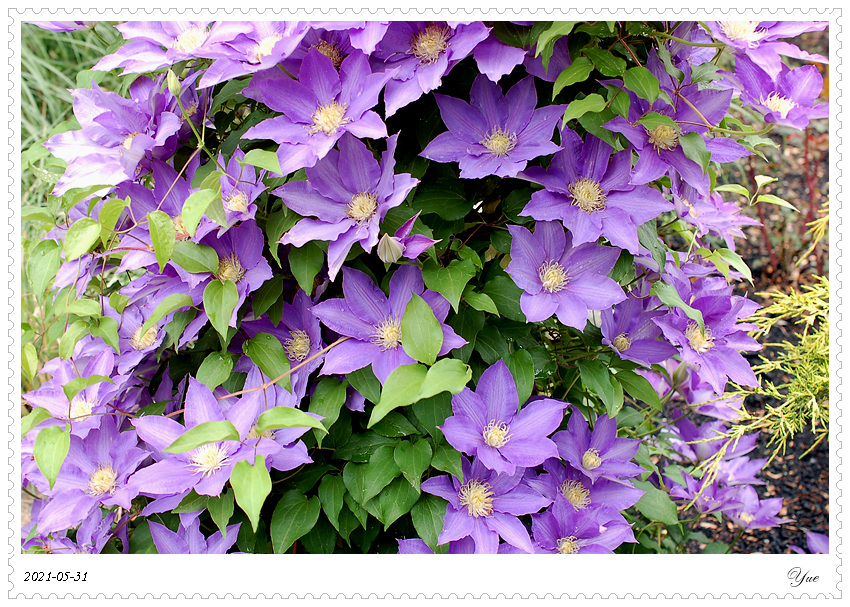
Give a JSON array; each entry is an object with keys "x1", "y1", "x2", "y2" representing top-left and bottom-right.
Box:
[
  {"x1": 647, "y1": 124, "x2": 679, "y2": 151},
  {"x1": 612, "y1": 333, "x2": 632, "y2": 352},
  {"x1": 581, "y1": 448, "x2": 602, "y2": 470},
  {"x1": 223, "y1": 191, "x2": 249, "y2": 213},
  {"x1": 538, "y1": 260, "x2": 570, "y2": 293},
  {"x1": 129, "y1": 326, "x2": 158, "y2": 351},
  {"x1": 685, "y1": 322, "x2": 715, "y2": 354},
  {"x1": 246, "y1": 425, "x2": 276, "y2": 440},
  {"x1": 249, "y1": 34, "x2": 282, "y2": 63},
  {"x1": 568, "y1": 177, "x2": 607, "y2": 213},
  {"x1": 760, "y1": 92, "x2": 798, "y2": 119},
  {"x1": 480, "y1": 127, "x2": 517, "y2": 157},
  {"x1": 718, "y1": 21, "x2": 766, "y2": 44},
  {"x1": 284, "y1": 330, "x2": 311, "y2": 362},
  {"x1": 314, "y1": 40, "x2": 345, "y2": 69},
  {"x1": 557, "y1": 536, "x2": 580, "y2": 554},
  {"x1": 308, "y1": 101, "x2": 350, "y2": 137},
  {"x1": 410, "y1": 24, "x2": 451, "y2": 65},
  {"x1": 69, "y1": 397, "x2": 95, "y2": 421},
  {"x1": 190, "y1": 443, "x2": 230, "y2": 478},
  {"x1": 560, "y1": 479, "x2": 591, "y2": 510},
  {"x1": 172, "y1": 25, "x2": 209, "y2": 54},
  {"x1": 86, "y1": 465, "x2": 118, "y2": 497},
  {"x1": 173, "y1": 214, "x2": 190, "y2": 239},
  {"x1": 216, "y1": 253, "x2": 245, "y2": 283},
  {"x1": 482, "y1": 420, "x2": 511, "y2": 448},
  {"x1": 346, "y1": 192, "x2": 378, "y2": 223},
  {"x1": 458, "y1": 479, "x2": 495, "y2": 518},
  {"x1": 371, "y1": 318, "x2": 402, "y2": 350},
  {"x1": 121, "y1": 132, "x2": 140, "y2": 150},
  {"x1": 739, "y1": 512, "x2": 756, "y2": 524}
]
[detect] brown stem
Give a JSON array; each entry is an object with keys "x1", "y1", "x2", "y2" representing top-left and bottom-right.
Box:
[{"x1": 746, "y1": 160, "x2": 779, "y2": 271}]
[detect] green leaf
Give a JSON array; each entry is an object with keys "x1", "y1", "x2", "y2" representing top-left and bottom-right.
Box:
[
  {"x1": 59, "y1": 320, "x2": 90, "y2": 359},
  {"x1": 417, "y1": 358, "x2": 472, "y2": 401},
  {"x1": 422, "y1": 258, "x2": 476, "y2": 313},
  {"x1": 65, "y1": 299, "x2": 102, "y2": 317},
  {"x1": 376, "y1": 476, "x2": 420, "y2": 529},
  {"x1": 242, "y1": 148, "x2": 282, "y2": 175},
  {"x1": 623, "y1": 66, "x2": 661, "y2": 103},
  {"x1": 308, "y1": 377, "x2": 348, "y2": 445},
  {"x1": 431, "y1": 441, "x2": 463, "y2": 482},
  {"x1": 650, "y1": 281, "x2": 705, "y2": 333},
  {"x1": 243, "y1": 332, "x2": 292, "y2": 392},
  {"x1": 147, "y1": 210, "x2": 176, "y2": 273},
  {"x1": 679, "y1": 132, "x2": 711, "y2": 175},
  {"x1": 394, "y1": 440, "x2": 432, "y2": 491},
  {"x1": 342, "y1": 461, "x2": 369, "y2": 505},
  {"x1": 561, "y1": 93, "x2": 606, "y2": 124},
  {"x1": 632, "y1": 480, "x2": 680, "y2": 526},
  {"x1": 289, "y1": 241, "x2": 324, "y2": 295},
  {"x1": 21, "y1": 408, "x2": 52, "y2": 438},
  {"x1": 140, "y1": 293, "x2": 193, "y2": 336},
  {"x1": 251, "y1": 278, "x2": 284, "y2": 319},
  {"x1": 504, "y1": 349, "x2": 534, "y2": 407},
  {"x1": 577, "y1": 359, "x2": 624, "y2": 417},
  {"x1": 62, "y1": 375, "x2": 113, "y2": 403},
  {"x1": 411, "y1": 183, "x2": 470, "y2": 220},
  {"x1": 481, "y1": 276, "x2": 526, "y2": 322},
  {"x1": 656, "y1": 45, "x2": 685, "y2": 83},
  {"x1": 754, "y1": 175, "x2": 777, "y2": 190},
  {"x1": 34, "y1": 425, "x2": 71, "y2": 490},
  {"x1": 616, "y1": 370, "x2": 662, "y2": 410},
  {"x1": 714, "y1": 183, "x2": 750, "y2": 198},
  {"x1": 552, "y1": 57, "x2": 594, "y2": 98},
  {"x1": 257, "y1": 405, "x2": 327, "y2": 434},
  {"x1": 231, "y1": 454, "x2": 272, "y2": 533},
  {"x1": 109, "y1": 292, "x2": 130, "y2": 315},
  {"x1": 639, "y1": 112, "x2": 679, "y2": 132},
  {"x1": 208, "y1": 490, "x2": 236, "y2": 538},
  {"x1": 26, "y1": 240, "x2": 62, "y2": 296},
  {"x1": 204, "y1": 279, "x2": 239, "y2": 340},
  {"x1": 462, "y1": 287, "x2": 499, "y2": 315},
  {"x1": 637, "y1": 220, "x2": 667, "y2": 272},
  {"x1": 756, "y1": 193, "x2": 799, "y2": 212},
  {"x1": 318, "y1": 474, "x2": 346, "y2": 533},
  {"x1": 535, "y1": 21, "x2": 578, "y2": 69},
  {"x1": 181, "y1": 189, "x2": 220, "y2": 237},
  {"x1": 361, "y1": 444, "x2": 402, "y2": 504},
  {"x1": 163, "y1": 420, "x2": 240, "y2": 454},
  {"x1": 347, "y1": 366, "x2": 382, "y2": 405},
  {"x1": 270, "y1": 490, "x2": 321, "y2": 553},
  {"x1": 370, "y1": 411, "x2": 419, "y2": 438},
  {"x1": 367, "y1": 364, "x2": 428, "y2": 428},
  {"x1": 411, "y1": 493, "x2": 447, "y2": 551},
  {"x1": 411, "y1": 393, "x2": 453, "y2": 438},
  {"x1": 171, "y1": 240, "x2": 219, "y2": 274},
  {"x1": 64, "y1": 217, "x2": 101, "y2": 261},
  {"x1": 401, "y1": 294, "x2": 443, "y2": 365},
  {"x1": 582, "y1": 47, "x2": 627, "y2": 77},
  {"x1": 97, "y1": 196, "x2": 129, "y2": 245},
  {"x1": 91, "y1": 316, "x2": 120, "y2": 352},
  {"x1": 196, "y1": 351, "x2": 234, "y2": 390},
  {"x1": 711, "y1": 247, "x2": 754, "y2": 285},
  {"x1": 21, "y1": 343, "x2": 39, "y2": 384}
]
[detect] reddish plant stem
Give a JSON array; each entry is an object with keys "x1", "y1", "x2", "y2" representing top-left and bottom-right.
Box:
[
  {"x1": 802, "y1": 128, "x2": 824, "y2": 274},
  {"x1": 746, "y1": 160, "x2": 779, "y2": 271}
]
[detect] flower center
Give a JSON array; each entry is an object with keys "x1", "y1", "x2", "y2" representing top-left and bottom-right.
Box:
[
  {"x1": 410, "y1": 24, "x2": 451, "y2": 64},
  {"x1": 121, "y1": 132, "x2": 140, "y2": 150},
  {"x1": 216, "y1": 253, "x2": 245, "y2": 283},
  {"x1": 538, "y1": 260, "x2": 570, "y2": 293},
  {"x1": 458, "y1": 479, "x2": 495, "y2": 518},
  {"x1": 171, "y1": 214, "x2": 190, "y2": 240},
  {"x1": 86, "y1": 465, "x2": 118, "y2": 497},
  {"x1": 480, "y1": 126, "x2": 518, "y2": 157},
  {"x1": 172, "y1": 25, "x2": 209, "y2": 54},
  {"x1": 685, "y1": 322, "x2": 715, "y2": 354},
  {"x1": 557, "y1": 536, "x2": 580, "y2": 554},
  {"x1": 246, "y1": 424, "x2": 276, "y2": 440},
  {"x1": 739, "y1": 512, "x2": 756, "y2": 524},
  {"x1": 482, "y1": 420, "x2": 511, "y2": 448},
  {"x1": 129, "y1": 325, "x2": 158, "y2": 351},
  {"x1": 581, "y1": 448, "x2": 602, "y2": 470},
  {"x1": 371, "y1": 318, "x2": 402, "y2": 350},
  {"x1": 612, "y1": 333, "x2": 632, "y2": 352},
  {"x1": 308, "y1": 101, "x2": 350, "y2": 137},
  {"x1": 69, "y1": 397, "x2": 96, "y2": 421},
  {"x1": 223, "y1": 190, "x2": 249, "y2": 213},
  {"x1": 190, "y1": 443, "x2": 231, "y2": 478},
  {"x1": 314, "y1": 40, "x2": 345, "y2": 69},
  {"x1": 249, "y1": 34, "x2": 282, "y2": 63},
  {"x1": 346, "y1": 192, "x2": 378, "y2": 223},
  {"x1": 647, "y1": 124, "x2": 679, "y2": 151},
  {"x1": 718, "y1": 21, "x2": 765, "y2": 44},
  {"x1": 680, "y1": 198, "x2": 699, "y2": 218},
  {"x1": 284, "y1": 330, "x2": 311, "y2": 362},
  {"x1": 560, "y1": 479, "x2": 592, "y2": 510},
  {"x1": 568, "y1": 177, "x2": 607, "y2": 213},
  {"x1": 760, "y1": 92, "x2": 798, "y2": 119}
]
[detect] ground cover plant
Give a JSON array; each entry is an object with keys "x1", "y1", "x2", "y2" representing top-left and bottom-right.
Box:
[{"x1": 21, "y1": 19, "x2": 829, "y2": 555}]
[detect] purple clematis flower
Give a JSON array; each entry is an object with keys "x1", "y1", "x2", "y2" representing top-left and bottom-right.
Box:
[
  {"x1": 653, "y1": 276, "x2": 761, "y2": 394},
  {"x1": 441, "y1": 360, "x2": 567, "y2": 476},
  {"x1": 275, "y1": 133, "x2": 417, "y2": 281},
  {"x1": 704, "y1": 21, "x2": 828, "y2": 79},
  {"x1": 668, "y1": 414, "x2": 758, "y2": 464},
  {"x1": 279, "y1": 24, "x2": 390, "y2": 77},
  {"x1": 376, "y1": 211, "x2": 441, "y2": 263},
  {"x1": 716, "y1": 456, "x2": 769, "y2": 487},
  {"x1": 523, "y1": 35, "x2": 574, "y2": 83},
  {"x1": 24, "y1": 507, "x2": 117, "y2": 555},
  {"x1": 396, "y1": 536, "x2": 475, "y2": 554},
  {"x1": 506, "y1": 221, "x2": 625, "y2": 328},
  {"x1": 727, "y1": 485, "x2": 792, "y2": 530},
  {"x1": 127, "y1": 378, "x2": 280, "y2": 499},
  {"x1": 421, "y1": 74, "x2": 564, "y2": 179},
  {"x1": 27, "y1": 21, "x2": 97, "y2": 32},
  {"x1": 243, "y1": 48, "x2": 394, "y2": 172},
  {"x1": 149, "y1": 516, "x2": 241, "y2": 554},
  {"x1": 519, "y1": 130, "x2": 672, "y2": 253},
  {"x1": 525, "y1": 458, "x2": 645, "y2": 513},
  {"x1": 311, "y1": 265, "x2": 466, "y2": 383},
  {"x1": 601, "y1": 291, "x2": 678, "y2": 367},
  {"x1": 723, "y1": 54, "x2": 828, "y2": 130},
  {"x1": 530, "y1": 497, "x2": 637, "y2": 554},
  {"x1": 421, "y1": 455, "x2": 550, "y2": 554},
  {"x1": 667, "y1": 470, "x2": 742, "y2": 515},
  {"x1": 218, "y1": 148, "x2": 268, "y2": 230},
  {"x1": 552, "y1": 408, "x2": 643, "y2": 483},
  {"x1": 44, "y1": 81, "x2": 182, "y2": 196},
  {"x1": 94, "y1": 21, "x2": 253, "y2": 74},
  {"x1": 473, "y1": 33, "x2": 528, "y2": 82},
  {"x1": 34, "y1": 418, "x2": 149, "y2": 535},
  {"x1": 372, "y1": 21, "x2": 490, "y2": 117}
]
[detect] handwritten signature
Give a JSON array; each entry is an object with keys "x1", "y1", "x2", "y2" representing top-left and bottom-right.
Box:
[{"x1": 788, "y1": 567, "x2": 819, "y2": 587}]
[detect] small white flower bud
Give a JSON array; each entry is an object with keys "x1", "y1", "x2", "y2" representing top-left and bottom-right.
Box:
[
  {"x1": 377, "y1": 233, "x2": 404, "y2": 264},
  {"x1": 166, "y1": 69, "x2": 182, "y2": 97}
]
